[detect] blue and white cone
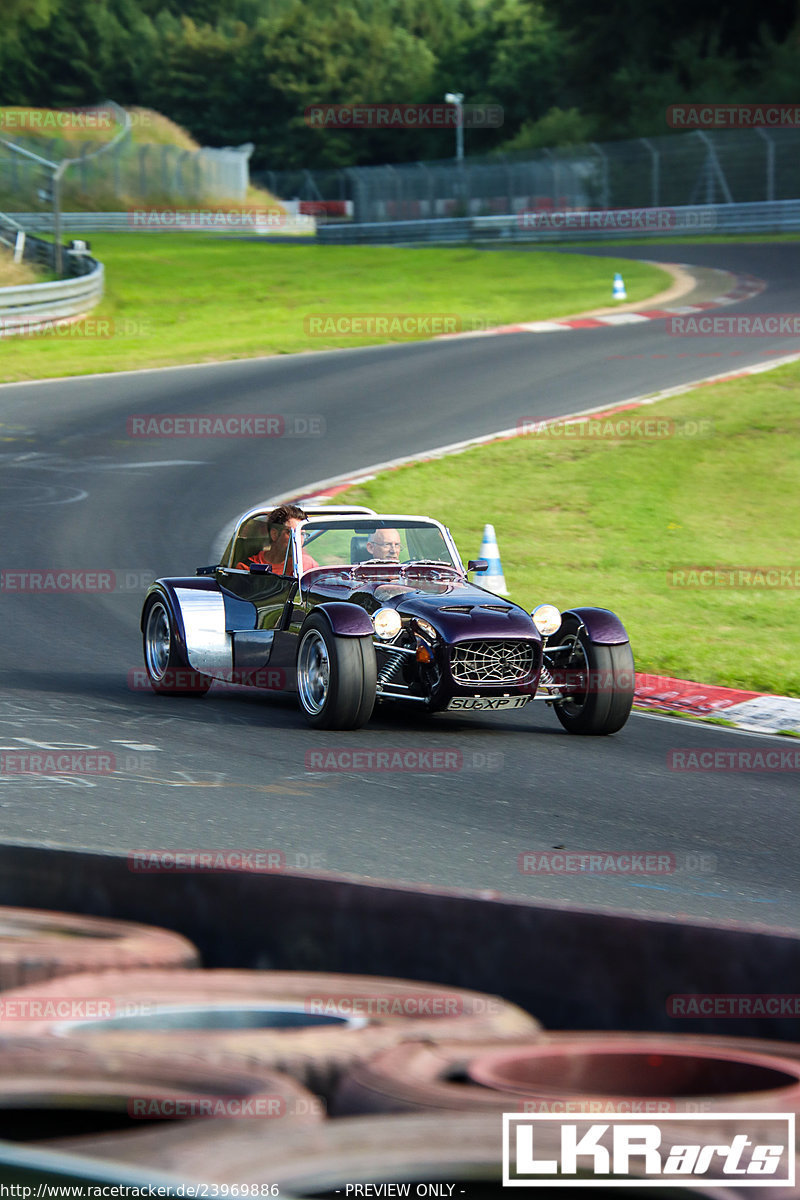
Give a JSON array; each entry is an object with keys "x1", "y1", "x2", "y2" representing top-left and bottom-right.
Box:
[
  {"x1": 612, "y1": 272, "x2": 627, "y2": 301},
  {"x1": 476, "y1": 523, "x2": 509, "y2": 596}
]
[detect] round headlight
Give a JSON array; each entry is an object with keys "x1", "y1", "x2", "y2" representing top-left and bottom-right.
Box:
[
  {"x1": 414, "y1": 618, "x2": 438, "y2": 641},
  {"x1": 373, "y1": 608, "x2": 403, "y2": 640},
  {"x1": 532, "y1": 603, "x2": 562, "y2": 637}
]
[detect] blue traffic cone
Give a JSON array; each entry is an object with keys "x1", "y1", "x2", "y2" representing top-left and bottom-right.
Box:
[
  {"x1": 612, "y1": 272, "x2": 627, "y2": 300},
  {"x1": 476, "y1": 523, "x2": 509, "y2": 596}
]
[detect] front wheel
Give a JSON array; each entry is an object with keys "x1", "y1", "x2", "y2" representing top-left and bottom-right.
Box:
[
  {"x1": 142, "y1": 596, "x2": 211, "y2": 697},
  {"x1": 549, "y1": 618, "x2": 634, "y2": 735},
  {"x1": 296, "y1": 613, "x2": 377, "y2": 730}
]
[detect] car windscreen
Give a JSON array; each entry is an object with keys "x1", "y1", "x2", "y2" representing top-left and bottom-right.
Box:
[{"x1": 301, "y1": 520, "x2": 458, "y2": 569}]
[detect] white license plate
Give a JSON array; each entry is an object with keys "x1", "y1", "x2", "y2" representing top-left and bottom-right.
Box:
[{"x1": 447, "y1": 695, "x2": 532, "y2": 712}]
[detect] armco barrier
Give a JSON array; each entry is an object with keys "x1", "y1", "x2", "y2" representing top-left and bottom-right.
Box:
[
  {"x1": 0, "y1": 256, "x2": 103, "y2": 335},
  {"x1": 316, "y1": 198, "x2": 800, "y2": 244},
  {"x1": 7, "y1": 199, "x2": 800, "y2": 243},
  {"x1": 5, "y1": 211, "x2": 314, "y2": 234},
  {"x1": 0, "y1": 844, "x2": 797, "y2": 1041}
]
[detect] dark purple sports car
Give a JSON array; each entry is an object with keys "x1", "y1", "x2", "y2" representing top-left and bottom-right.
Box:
[{"x1": 141, "y1": 505, "x2": 635, "y2": 733}]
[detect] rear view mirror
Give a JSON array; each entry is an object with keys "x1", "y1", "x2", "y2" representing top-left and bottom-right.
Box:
[{"x1": 468, "y1": 559, "x2": 489, "y2": 572}]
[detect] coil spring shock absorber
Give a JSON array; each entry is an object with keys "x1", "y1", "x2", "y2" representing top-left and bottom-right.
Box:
[{"x1": 377, "y1": 648, "x2": 407, "y2": 688}]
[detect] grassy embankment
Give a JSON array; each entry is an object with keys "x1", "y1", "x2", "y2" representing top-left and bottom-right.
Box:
[
  {"x1": 339, "y1": 364, "x2": 800, "y2": 698},
  {"x1": 0, "y1": 239, "x2": 668, "y2": 380}
]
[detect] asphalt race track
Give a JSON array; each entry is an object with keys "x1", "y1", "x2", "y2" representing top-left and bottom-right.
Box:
[{"x1": 1, "y1": 242, "x2": 798, "y2": 929}]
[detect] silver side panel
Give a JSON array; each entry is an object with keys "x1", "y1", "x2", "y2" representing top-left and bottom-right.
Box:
[{"x1": 174, "y1": 588, "x2": 233, "y2": 676}]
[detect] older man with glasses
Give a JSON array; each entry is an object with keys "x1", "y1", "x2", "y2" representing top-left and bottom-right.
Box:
[{"x1": 365, "y1": 528, "x2": 403, "y2": 562}]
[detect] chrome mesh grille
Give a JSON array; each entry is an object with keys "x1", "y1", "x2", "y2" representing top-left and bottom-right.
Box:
[{"x1": 450, "y1": 640, "x2": 537, "y2": 685}]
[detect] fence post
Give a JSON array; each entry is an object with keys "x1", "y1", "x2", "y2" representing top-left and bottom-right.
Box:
[
  {"x1": 694, "y1": 131, "x2": 733, "y2": 204},
  {"x1": 415, "y1": 162, "x2": 430, "y2": 219},
  {"x1": 755, "y1": 128, "x2": 775, "y2": 203},
  {"x1": 302, "y1": 169, "x2": 323, "y2": 201},
  {"x1": 113, "y1": 141, "x2": 122, "y2": 196},
  {"x1": 590, "y1": 143, "x2": 610, "y2": 208},
  {"x1": 639, "y1": 138, "x2": 659, "y2": 208},
  {"x1": 176, "y1": 150, "x2": 192, "y2": 197}
]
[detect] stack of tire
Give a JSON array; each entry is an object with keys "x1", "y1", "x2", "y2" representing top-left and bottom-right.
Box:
[{"x1": 0, "y1": 905, "x2": 798, "y2": 1196}]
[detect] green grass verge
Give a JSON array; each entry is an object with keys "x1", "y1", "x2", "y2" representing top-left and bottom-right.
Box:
[
  {"x1": 0, "y1": 237, "x2": 668, "y2": 382},
  {"x1": 338, "y1": 364, "x2": 800, "y2": 697},
  {"x1": 538, "y1": 233, "x2": 800, "y2": 247}
]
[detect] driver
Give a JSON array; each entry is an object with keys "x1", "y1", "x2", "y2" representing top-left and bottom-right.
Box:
[
  {"x1": 237, "y1": 503, "x2": 319, "y2": 574},
  {"x1": 365, "y1": 528, "x2": 403, "y2": 562}
]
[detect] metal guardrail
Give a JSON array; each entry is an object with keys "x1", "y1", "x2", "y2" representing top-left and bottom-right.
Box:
[
  {"x1": 317, "y1": 198, "x2": 800, "y2": 244},
  {"x1": 0, "y1": 255, "x2": 104, "y2": 335},
  {"x1": 4, "y1": 211, "x2": 315, "y2": 234}
]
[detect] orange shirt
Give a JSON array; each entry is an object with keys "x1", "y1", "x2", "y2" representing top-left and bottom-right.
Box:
[{"x1": 236, "y1": 551, "x2": 319, "y2": 574}]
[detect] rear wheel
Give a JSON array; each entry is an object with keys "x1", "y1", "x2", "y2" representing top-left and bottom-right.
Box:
[
  {"x1": 549, "y1": 617, "x2": 634, "y2": 735},
  {"x1": 297, "y1": 613, "x2": 376, "y2": 730},
  {"x1": 142, "y1": 596, "x2": 211, "y2": 697}
]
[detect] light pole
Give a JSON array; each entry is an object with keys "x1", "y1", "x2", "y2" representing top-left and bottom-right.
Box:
[{"x1": 444, "y1": 92, "x2": 464, "y2": 163}]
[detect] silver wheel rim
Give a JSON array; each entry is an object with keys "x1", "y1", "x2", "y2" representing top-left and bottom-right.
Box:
[
  {"x1": 297, "y1": 629, "x2": 330, "y2": 715},
  {"x1": 145, "y1": 601, "x2": 171, "y2": 681}
]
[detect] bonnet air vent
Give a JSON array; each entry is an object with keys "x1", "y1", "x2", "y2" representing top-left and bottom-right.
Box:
[
  {"x1": 441, "y1": 605, "x2": 474, "y2": 613},
  {"x1": 480, "y1": 604, "x2": 512, "y2": 612}
]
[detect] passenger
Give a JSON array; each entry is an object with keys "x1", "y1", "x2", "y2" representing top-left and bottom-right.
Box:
[
  {"x1": 237, "y1": 504, "x2": 319, "y2": 574},
  {"x1": 365, "y1": 528, "x2": 403, "y2": 563}
]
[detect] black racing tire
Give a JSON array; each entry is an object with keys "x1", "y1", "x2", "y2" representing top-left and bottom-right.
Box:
[
  {"x1": 332, "y1": 1034, "x2": 800, "y2": 1117},
  {"x1": 296, "y1": 613, "x2": 376, "y2": 730},
  {"x1": 550, "y1": 616, "x2": 634, "y2": 735},
  {"x1": 0, "y1": 970, "x2": 540, "y2": 1103},
  {"x1": 142, "y1": 595, "x2": 211, "y2": 697},
  {"x1": 0, "y1": 907, "x2": 199, "y2": 989},
  {"x1": 0, "y1": 1039, "x2": 322, "y2": 1144}
]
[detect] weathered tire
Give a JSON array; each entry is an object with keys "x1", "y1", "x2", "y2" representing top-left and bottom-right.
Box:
[
  {"x1": 0, "y1": 1037, "x2": 321, "y2": 1143},
  {"x1": 0, "y1": 907, "x2": 199, "y2": 990},
  {"x1": 142, "y1": 595, "x2": 211, "y2": 697},
  {"x1": 546, "y1": 1028, "x2": 800, "y2": 1063},
  {"x1": 296, "y1": 613, "x2": 376, "y2": 729},
  {"x1": 36, "y1": 1111, "x2": 755, "y2": 1197},
  {"x1": 332, "y1": 1034, "x2": 800, "y2": 1116},
  {"x1": 550, "y1": 615, "x2": 634, "y2": 735},
  {"x1": 0, "y1": 970, "x2": 540, "y2": 1101}
]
